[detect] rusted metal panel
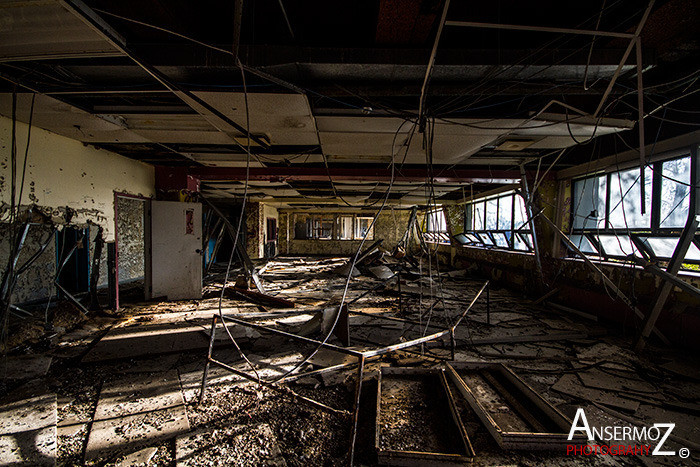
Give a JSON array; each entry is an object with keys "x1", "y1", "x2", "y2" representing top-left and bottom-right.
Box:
[{"x1": 446, "y1": 362, "x2": 587, "y2": 450}]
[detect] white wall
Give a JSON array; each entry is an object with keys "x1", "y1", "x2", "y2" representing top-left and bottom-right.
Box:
[{"x1": 0, "y1": 116, "x2": 155, "y2": 240}]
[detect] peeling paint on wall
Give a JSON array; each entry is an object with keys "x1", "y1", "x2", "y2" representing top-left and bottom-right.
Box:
[
  {"x1": 0, "y1": 223, "x2": 55, "y2": 303},
  {"x1": 116, "y1": 197, "x2": 145, "y2": 282}
]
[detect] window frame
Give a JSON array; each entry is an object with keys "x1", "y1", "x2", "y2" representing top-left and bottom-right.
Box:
[
  {"x1": 569, "y1": 147, "x2": 700, "y2": 265},
  {"x1": 457, "y1": 191, "x2": 534, "y2": 253}
]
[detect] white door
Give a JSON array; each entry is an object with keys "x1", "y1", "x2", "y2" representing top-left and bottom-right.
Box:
[{"x1": 149, "y1": 200, "x2": 202, "y2": 300}]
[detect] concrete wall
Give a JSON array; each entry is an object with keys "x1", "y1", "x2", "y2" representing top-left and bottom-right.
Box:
[
  {"x1": 278, "y1": 208, "x2": 412, "y2": 256},
  {"x1": 0, "y1": 223, "x2": 55, "y2": 303},
  {"x1": 0, "y1": 116, "x2": 155, "y2": 303},
  {"x1": 0, "y1": 116, "x2": 155, "y2": 241}
]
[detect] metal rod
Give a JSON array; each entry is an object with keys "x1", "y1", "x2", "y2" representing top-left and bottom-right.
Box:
[
  {"x1": 593, "y1": 0, "x2": 655, "y2": 117},
  {"x1": 486, "y1": 283, "x2": 491, "y2": 325},
  {"x1": 199, "y1": 315, "x2": 218, "y2": 403},
  {"x1": 348, "y1": 355, "x2": 365, "y2": 466},
  {"x1": 445, "y1": 20, "x2": 635, "y2": 39},
  {"x1": 220, "y1": 314, "x2": 364, "y2": 357},
  {"x1": 61, "y1": 0, "x2": 269, "y2": 149},
  {"x1": 636, "y1": 37, "x2": 647, "y2": 215},
  {"x1": 537, "y1": 211, "x2": 669, "y2": 345},
  {"x1": 635, "y1": 215, "x2": 699, "y2": 351},
  {"x1": 418, "y1": 0, "x2": 451, "y2": 120}
]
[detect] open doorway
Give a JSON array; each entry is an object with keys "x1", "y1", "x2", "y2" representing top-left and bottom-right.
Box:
[{"x1": 114, "y1": 193, "x2": 148, "y2": 307}]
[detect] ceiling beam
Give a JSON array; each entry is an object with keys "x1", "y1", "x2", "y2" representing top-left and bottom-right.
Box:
[{"x1": 173, "y1": 166, "x2": 525, "y2": 184}]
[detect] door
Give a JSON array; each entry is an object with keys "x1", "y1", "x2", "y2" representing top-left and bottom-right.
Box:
[
  {"x1": 265, "y1": 217, "x2": 277, "y2": 258},
  {"x1": 148, "y1": 201, "x2": 202, "y2": 300}
]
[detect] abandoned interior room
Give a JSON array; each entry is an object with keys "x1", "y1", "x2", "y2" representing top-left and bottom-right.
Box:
[{"x1": 1, "y1": 0, "x2": 700, "y2": 466}]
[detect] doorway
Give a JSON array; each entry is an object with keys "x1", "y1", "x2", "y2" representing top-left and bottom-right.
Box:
[{"x1": 265, "y1": 217, "x2": 277, "y2": 259}]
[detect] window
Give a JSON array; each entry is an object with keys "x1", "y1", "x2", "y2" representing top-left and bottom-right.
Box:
[
  {"x1": 338, "y1": 216, "x2": 353, "y2": 240},
  {"x1": 355, "y1": 217, "x2": 374, "y2": 240},
  {"x1": 423, "y1": 209, "x2": 450, "y2": 244},
  {"x1": 570, "y1": 152, "x2": 699, "y2": 267},
  {"x1": 455, "y1": 191, "x2": 534, "y2": 252},
  {"x1": 295, "y1": 214, "x2": 375, "y2": 240}
]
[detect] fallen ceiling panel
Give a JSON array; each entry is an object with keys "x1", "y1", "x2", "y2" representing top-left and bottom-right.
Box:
[{"x1": 0, "y1": 0, "x2": 122, "y2": 62}]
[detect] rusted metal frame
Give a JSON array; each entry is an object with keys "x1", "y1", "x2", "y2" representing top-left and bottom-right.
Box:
[
  {"x1": 348, "y1": 355, "x2": 365, "y2": 466},
  {"x1": 349, "y1": 309, "x2": 445, "y2": 330},
  {"x1": 481, "y1": 371, "x2": 549, "y2": 433},
  {"x1": 418, "y1": 0, "x2": 451, "y2": 122},
  {"x1": 208, "y1": 357, "x2": 350, "y2": 417},
  {"x1": 445, "y1": 20, "x2": 635, "y2": 39},
  {"x1": 537, "y1": 211, "x2": 670, "y2": 345},
  {"x1": 634, "y1": 215, "x2": 699, "y2": 351},
  {"x1": 593, "y1": 0, "x2": 655, "y2": 118},
  {"x1": 198, "y1": 315, "x2": 218, "y2": 403},
  {"x1": 636, "y1": 37, "x2": 647, "y2": 214},
  {"x1": 445, "y1": 362, "x2": 588, "y2": 449},
  {"x1": 220, "y1": 314, "x2": 364, "y2": 357},
  {"x1": 277, "y1": 355, "x2": 382, "y2": 384},
  {"x1": 374, "y1": 367, "x2": 476, "y2": 464}
]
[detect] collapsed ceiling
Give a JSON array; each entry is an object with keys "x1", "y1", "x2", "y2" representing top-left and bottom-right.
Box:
[{"x1": 1, "y1": 0, "x2": 698, "y2": 207}]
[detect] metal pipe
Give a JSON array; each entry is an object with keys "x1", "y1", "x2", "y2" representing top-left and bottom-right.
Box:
[
  {"x1": 220, "y1": 314, "x2": 364, "y2": 357},
  {"x1": 199, "y1": 315, "x2": 218, "y2": 403},
  {"x1": 445, "y1": 20, "x2": 635, "y2": 39}
]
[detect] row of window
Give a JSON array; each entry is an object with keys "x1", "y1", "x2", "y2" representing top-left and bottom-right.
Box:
[
  {"x1": 422, "y1": 191, "x2": 535, "y2": 252},
  {"x1": 294, "y1": 214, "x2": 374, "y2": 240},
  {"x1": 571, "y1": 153, "x2": 699, "y2": 265},
  {"x1": 421, "y1": 149, "x2": 698, "y2": 267}
]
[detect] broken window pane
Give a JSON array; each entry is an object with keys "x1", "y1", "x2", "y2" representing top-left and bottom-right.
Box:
[
  {"x1": 478, "y1": 233, "x2": 494, "y2": 245},
  {"x1": 338, "y1": 216, "x2": 353, "y2": 240},
  {"x1": 660, "y1": 156, "x2": 691, "y2": 228},
  {"x1": 498, "y1": 196, "x2": 513, "y2": 230},
  {"x1": 473, "y1": 202, "x2": 485, "y2": 230},
  {"x1": 609, "y1": 168, "x2": 652, "y2": 229},
  {"x1": 569, "y1": 234, "x2": 598, "y2": 255},
  {"x1": 514, "y1": 195, "x2": 528, "y2": 229},
  {"x1": 572, "y1": 175, "x2": 606, "y2": 229},
  {"x1": 639, "y1": 236, "x2": 700, "y2": 261},
  {"x1": 515, "y1": 233, "x2": 532, "y2": 251},
  {"x1": 493, "y1": 232, "x2": 509, "y2": 248},
  {"x1": 426, "y1": 209, "x2": 447, "y2": 232},
  {"x1": 596, "y1": 234, "x2": 639, "y2": 257},
  {"x1": 485, "y1": 198, "x2": 498, "y2": 230},
  {"x1": 355, "y1": 217, "x2": 374, "y2": 240}
]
